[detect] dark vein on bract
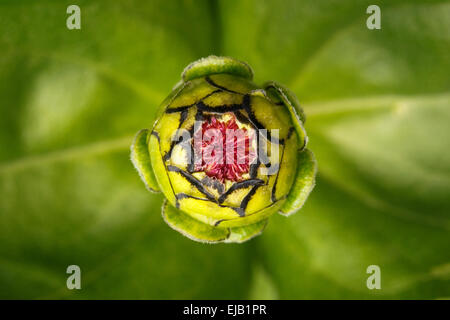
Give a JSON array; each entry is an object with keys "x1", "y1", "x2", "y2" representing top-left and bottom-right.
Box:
[
  {"x1": 154, "y1": 133, "x2": 177, "y2": 204},
  {"x1": 175, "y1": 193, "x2": 208, "y2": 208},
  {"x1": 167, "y1": 165, "x2": 216, "y2": 201},
  {"x1": 214, "y1": 200, "x2": 284, "y2": 227},
  {"x1": 176, "y1": 193, "x2": 244, "y2": 217},
  {"x1": 218, "y1": 179, "x2": 265, "y2": 204},
  {"x1": 151, "y1": 130, "x2": 160, "y2": 141},
  {"x1": 243, "y1": 94, "x2": 283, "y2": 145},
  {"x1": 205, "y1": 76, "x2": 242, "y2": 94},
  {"x1": 240, "y1": 184, "x2": 261, "y2": 211},
  {"x1": 165, "y1": 90, "x2": 221, "y2": 114},
  {"x1": 234, "y1": 110, "x2": 252, "y2": 125},
  {"x1": 287, "y1": 126, "x2": 295, "y2": 139},
  {"x1": 196, "y1": 101, "x2": 244, "y2": 113},
  {"x1": 163, "y1": 109, "x2": 189, "y2": 161},
  {"x1": 165, "y1": 105, "x2": 193, "y2": 114},
  {"x1": 271, "y1": 154, "x2": 284, "y2": 203},
  {"x1": 201, "y1": 176, "x2": 225, "y2": 194}
]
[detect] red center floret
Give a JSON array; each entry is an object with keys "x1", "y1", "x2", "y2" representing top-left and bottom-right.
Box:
[{"x1": 193, "y1": 115, "x2": 255, "y2": 182}]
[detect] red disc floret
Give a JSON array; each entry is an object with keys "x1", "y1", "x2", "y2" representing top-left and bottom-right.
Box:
[{"x1": 193, "y1": 115, "x2": 255, "y2": 182}]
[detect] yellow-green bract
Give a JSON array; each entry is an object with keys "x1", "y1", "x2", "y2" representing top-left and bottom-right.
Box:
[{"x1": 131, "y1": 56, "x2": 317, "y2": 243}]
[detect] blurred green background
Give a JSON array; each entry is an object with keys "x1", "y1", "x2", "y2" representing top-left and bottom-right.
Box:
[{"x1": 0, "y1": 0, "x2": 449, "y2": 299}]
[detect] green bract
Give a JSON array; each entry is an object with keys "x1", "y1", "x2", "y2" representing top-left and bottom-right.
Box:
[{"x1": 131, "y1": 56, "x2": 317, "y2": 243}]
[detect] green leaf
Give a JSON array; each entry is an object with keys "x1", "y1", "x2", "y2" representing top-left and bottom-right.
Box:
[
  {"x1": 219, "y1": 0, "x2": 450, "y2": 298},
  {"x1": 0, "y1": 0, "x2": 250, "y2": 299},
  {"x1": 1, "y1": 0, "x2": 449, "y2": 299}
]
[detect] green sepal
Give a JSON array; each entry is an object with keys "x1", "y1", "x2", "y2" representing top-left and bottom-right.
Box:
[
  {"x1": 162, "y1": 200, "x2": 268, "y2": 244},
  {"x1": 130, "y1": 129, "x2": 160, "y2": 192},
  {"x1": 227, "y1": 219, "x2": 268, "y2": 243},
  {"x1": 264, "y1": 81, "x2": 308, "y2": 148},
  {"x1": 182, "y1": 55, "x2": 254, "y2": 82},
  {"x1": 279, "y1": 148, "x2": 317, "y2": 216}
]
